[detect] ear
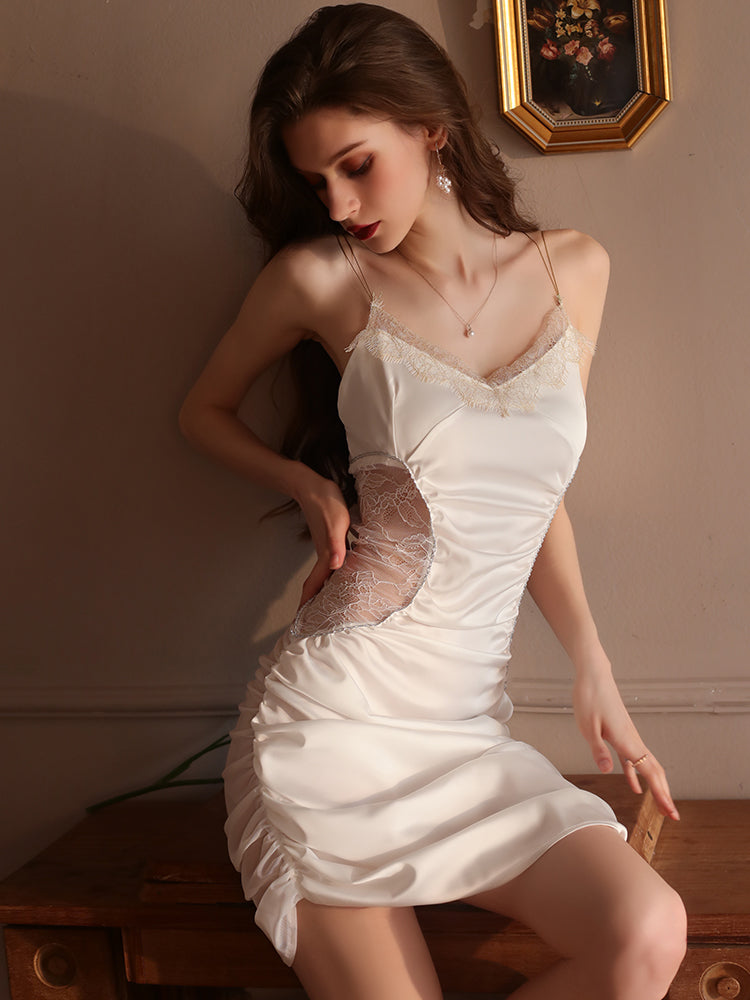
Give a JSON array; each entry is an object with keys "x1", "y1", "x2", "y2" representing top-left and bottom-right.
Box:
[{"x1": 425, "y1": 125, "x2": 448, "y2": 151}]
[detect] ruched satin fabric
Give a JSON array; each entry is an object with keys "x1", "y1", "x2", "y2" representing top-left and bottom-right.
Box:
[{"x1": 223, "y1": 300, "x2": 627, "y2": 965}]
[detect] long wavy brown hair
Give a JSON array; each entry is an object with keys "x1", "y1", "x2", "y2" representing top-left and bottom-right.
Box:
[{"x1": 237, "y1": 3, "x2": 536, "y2": 512}]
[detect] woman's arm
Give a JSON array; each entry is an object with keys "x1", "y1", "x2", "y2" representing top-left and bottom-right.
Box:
[
  {"x1": 526, "y1": 506, "x2": 679, "y2": 821},
  {"x1": 526, "y1": 500, "x2": 601, "y2": 668},
  {"x1": 179, "y1": 245, "x2": 351, "y2": 603},
  {"x1": 526, "y1": 230, "x2": 679, "y2": 820}
]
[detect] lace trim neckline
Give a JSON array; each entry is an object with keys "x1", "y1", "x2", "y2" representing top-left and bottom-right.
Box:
[
  {"x1": 342, "y1": 296, "x2": 595, "y2": 415},
  {"x1": 346, "y1": 297, "x2": 592, "y2": 385}
]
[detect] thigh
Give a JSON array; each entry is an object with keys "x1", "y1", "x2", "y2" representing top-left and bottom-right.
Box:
[
  {"x1": 293, "y1": 900, "x2": 443, "y2": 1000},
  {"x1": 462, "y1": 824, "x2": 684, "y2": 960}
]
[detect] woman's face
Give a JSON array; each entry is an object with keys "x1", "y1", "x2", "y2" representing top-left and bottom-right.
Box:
[{"x1": 283, "y1": 107, "x2": 435, "y2": 252}]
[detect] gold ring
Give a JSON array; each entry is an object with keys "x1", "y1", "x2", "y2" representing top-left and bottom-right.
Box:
[{"x1": 626, "y1": 752, "x2": 650, "y2": 769}]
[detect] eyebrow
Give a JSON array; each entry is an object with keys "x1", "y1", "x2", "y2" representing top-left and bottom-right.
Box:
[
  {"x1": 292, "y1": 140, "x2": 368, "y2": 179},
  {"x1": 325, "y1": 140, "x2": 367, "y2": 166}
]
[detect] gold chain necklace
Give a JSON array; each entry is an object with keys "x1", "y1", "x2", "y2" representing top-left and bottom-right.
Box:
[{"x1": 396, "y1": 234, "x2": 498, "y2": 338}]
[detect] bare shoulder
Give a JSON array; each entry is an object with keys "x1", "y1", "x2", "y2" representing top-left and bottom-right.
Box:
[
  {"x1": 180, "y1": 235, "x2": 359, "y2": 418},
  {"x1": 541, "y1": 228, "x2": 610, "y2": 292},
  {"x1": 225, "y1": 235, "x2": 351, "y2": 350},
  {"x1": 264, "y1": 235, "x2": 356, "y2": 316},
  {"x1": 540, "y1": 228, "x2": 609, "y2": 344},
  {"x1": 271, "y1": 235, "x2": 375, "y2": 365}
]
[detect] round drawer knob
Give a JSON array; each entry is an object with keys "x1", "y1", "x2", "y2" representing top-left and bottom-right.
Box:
[
  {"x1": 718, "y1": 978, "x2": 742, "y2": 999},
  {"x1": 700, "y1": 962, "x2": 750, "y2": 1000},
  {"x1": 33, "y1": 942, "x2": 77, "y2": 988}
]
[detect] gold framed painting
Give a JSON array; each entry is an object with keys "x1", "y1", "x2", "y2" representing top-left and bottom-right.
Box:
[{"x1": 494, "y1": 1, "x2": 672, "y2": 153}]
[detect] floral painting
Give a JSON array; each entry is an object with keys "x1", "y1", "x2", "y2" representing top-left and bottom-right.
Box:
[{"x1": 526, "y1": 1, "x2": 639, "y2": 119}]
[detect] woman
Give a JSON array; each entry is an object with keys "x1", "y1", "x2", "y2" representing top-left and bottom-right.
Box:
[{"x1": 179, "y1": 5, "x2": 687, "y2": 998}]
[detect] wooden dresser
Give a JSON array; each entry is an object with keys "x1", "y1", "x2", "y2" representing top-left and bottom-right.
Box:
[{"x1": 0, "y1": 775, "x2": 747, "y2": 999}]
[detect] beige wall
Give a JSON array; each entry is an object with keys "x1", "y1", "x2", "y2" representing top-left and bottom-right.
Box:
[{"x1": 1, "y1": 1, "x2": 748, "y2": 992}]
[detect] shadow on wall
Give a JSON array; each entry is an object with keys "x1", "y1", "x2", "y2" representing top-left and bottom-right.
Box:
[{"x1": 0, "y1": 90, "x2": 305, "y2": 698}]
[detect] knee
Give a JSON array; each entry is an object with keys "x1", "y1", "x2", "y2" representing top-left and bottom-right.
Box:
[{"x1": 616, "y1": 884, "x2": 687, "y2": 998}]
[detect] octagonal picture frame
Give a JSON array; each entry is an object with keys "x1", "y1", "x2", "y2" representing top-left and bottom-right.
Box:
[{"x1": 493, "y1": 0, "x2": 672, "y2": 153}]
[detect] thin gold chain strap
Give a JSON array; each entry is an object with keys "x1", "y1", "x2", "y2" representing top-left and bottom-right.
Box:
[
  {"x1": 525, "y1": 231, "x2": 561, "y2": 304},
  {"x1": 337, "y1": 234, "x2": 375, "y2": 303}
]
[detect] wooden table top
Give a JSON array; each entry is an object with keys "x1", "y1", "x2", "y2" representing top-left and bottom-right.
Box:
[{"x1": 0, "y1": 776, "x2": 748, "y2": 939}]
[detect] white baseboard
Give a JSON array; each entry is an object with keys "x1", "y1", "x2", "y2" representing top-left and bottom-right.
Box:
[
  {"x1": 511, "y1": 677, "x2": 750, "y2": 714},
  {"x1": 0, "y1": 678, "x2": 748, "y2": 718}
]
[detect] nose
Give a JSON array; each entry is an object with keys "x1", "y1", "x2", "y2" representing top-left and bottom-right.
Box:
[{"x1": 325, "y1": 178, "x2": 360, "y2": 223}]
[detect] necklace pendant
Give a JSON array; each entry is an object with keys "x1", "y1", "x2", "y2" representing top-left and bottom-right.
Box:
[{"x1": 465, "y1": 324, "x2": 475, "y2": 338}]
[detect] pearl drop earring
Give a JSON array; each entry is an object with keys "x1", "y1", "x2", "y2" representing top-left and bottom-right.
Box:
[{"x1": 434, "y1": 146, "x2": 452, "y2": 195}]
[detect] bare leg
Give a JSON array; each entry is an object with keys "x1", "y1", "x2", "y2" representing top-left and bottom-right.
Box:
[
  {"x1": 463, "y1": 825, "x2": 686, "y2": 1000},
  {"x1": 293, "y1": 901, "x2": 443, "y2": 1000}
]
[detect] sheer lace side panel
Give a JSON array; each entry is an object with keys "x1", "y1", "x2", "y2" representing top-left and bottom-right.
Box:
[
  {"x1": 291, "y1": 455, "x2": 435, "y2": 640},
  {"x1": 346, "y1": 299, "x2": 595, "y2": 416}
]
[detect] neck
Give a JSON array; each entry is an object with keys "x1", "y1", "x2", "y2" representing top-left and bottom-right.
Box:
[{"x1": 396, "y1": 189, "x2": 496, "y2": 281}]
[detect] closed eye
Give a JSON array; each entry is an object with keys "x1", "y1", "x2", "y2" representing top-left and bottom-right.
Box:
[
  {"x1": 348, "y1": 155, "x2": 372, "y2": 177},
  {"x1": 302, "y1": 155, "x2": 373, "y2": 193}
]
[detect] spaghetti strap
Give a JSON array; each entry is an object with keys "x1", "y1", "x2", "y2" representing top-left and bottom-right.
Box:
[
  {"x1": 525, "y1": 231, "x2": 562, "y2": 305},
  {"x1": 337, "y1": 234, "x2": 375, "y2": 303}
]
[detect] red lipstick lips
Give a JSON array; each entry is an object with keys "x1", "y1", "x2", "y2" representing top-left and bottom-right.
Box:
[{"x1": 349, "y1": 222, "x2": 379, "y2": 241}]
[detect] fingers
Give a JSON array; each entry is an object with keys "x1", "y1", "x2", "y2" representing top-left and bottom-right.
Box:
[
  {"x1": 623, "y1": 756, "x2": 643, "y2": 795},
  {"x1": 576, "y1": 704, "x2": 614, "y2": 775},
  {"x1": 299, "y1": 523, "x2": 349, "y2": 607},
  {"x1": 296, "y1": 472, "x2": 350, "y2": 572},
  {"x1": 315, "y1": 508, "x2": 349, "y2": 573},
  {"x1": 328, "y1": 532, "x2": 347, "y2": 571},
  {"x1": 295, "y1": 478, "x2": 351, "y2": 606},
  {"x1": 572, "y1": 670, "x2": 679, "y2": 822},
  {"x1": 591, "y1": 736, "x2": 613, "y2": 774},
  {"x1": 622, "y1": 751, "x2": 680, "y2": 822}
]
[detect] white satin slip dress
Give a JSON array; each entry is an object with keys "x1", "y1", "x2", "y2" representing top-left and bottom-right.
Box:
[{"x1": 223, "y1": 248, "x2": 626, "y2": 965}]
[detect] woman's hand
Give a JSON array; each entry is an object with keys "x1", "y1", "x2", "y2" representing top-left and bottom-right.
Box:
[
  {"x1": 573, "y1": 661, "x2": 680, "y2": 821},
  {"x1": 294, "y1": 470, "x2": 351, "y2": 608}
]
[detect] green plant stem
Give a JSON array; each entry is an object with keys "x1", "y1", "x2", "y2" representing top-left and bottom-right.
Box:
[
  {"x1": 86, "y1": 733, "x2": 231, "y2": 813},
  {"x1": 87, "y1": 778, "x2": 223, "y2": 813}
]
